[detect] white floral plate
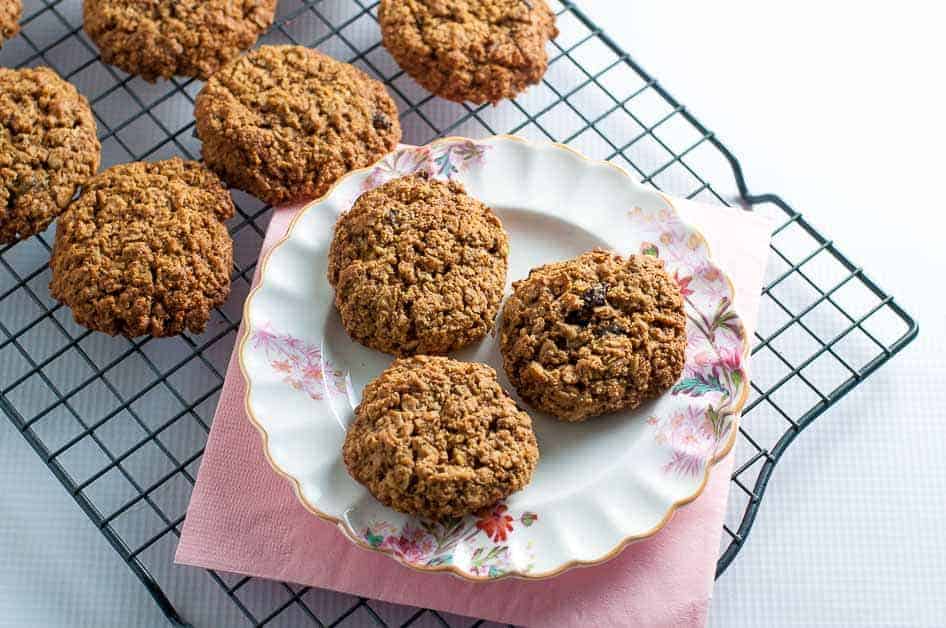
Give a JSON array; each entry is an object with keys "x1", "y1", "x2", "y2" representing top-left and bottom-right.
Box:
[{"x1": 239, "y1": 136, "x2": 749, "y2": 581}]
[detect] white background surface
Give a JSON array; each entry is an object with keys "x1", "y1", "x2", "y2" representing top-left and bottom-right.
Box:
[{"x1": 2, "y1": 1, "x2": 944, "y2": 626}]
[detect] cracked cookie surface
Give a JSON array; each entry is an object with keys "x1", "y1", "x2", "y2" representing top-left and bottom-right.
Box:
[
  {"x1": 0, "y1": 0, "x2": 20, "y2": 47},
  {"x1": 328, "y1": 174, "x2": 508, "y2": 356},
  {"x1": 0, "y1": 66, "x2": 100, "y2": 245},
  {"x1": 343, "y1": 356, "x2": 539, "y2": 520},
  {"x1": 500, "y1": 249, "x2": 687, "y2": 421},
  {"x1": 50, "y1": 158, "x2": 234, "y2": 338},
  {"x1": 195, "y1": 45, "x2": 401, "y2": 205},
  {"x1": 378, "y1": 0, "x2": 558, "y2": 104},
  {"x1": 84, "y1": 0, "x2": 277, "y2": 81}
]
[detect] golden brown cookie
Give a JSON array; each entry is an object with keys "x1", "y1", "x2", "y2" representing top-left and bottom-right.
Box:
[
  {"x1": 328, "y1": 173, "x2": 508, "y2": 356},
  {"x1": 0, "y1": 67, "x2": 100, "y2": 246},
  {"x1": 194, "y1": 45, "x2": 401, "y2": 206},
  {"x1": 343, "y1": 356, "x2": 539, "y2": 520},
  {"x1": 378, "y1": 0, "x2": 558, "y2": 104},
  {"x1": 50, "y1": 158, "x2": 235, "y2": 338},
  {"x1": 83, "y1": 0, "x2": 277, "y2": 82},
  {"x1": 0, "y1": 0, "x2": 20, "y2": 47},
  {"x1": 500, "y1": 250, "x2": 687, "y2": 422}
]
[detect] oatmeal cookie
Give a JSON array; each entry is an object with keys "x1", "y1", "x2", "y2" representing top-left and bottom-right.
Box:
[
  {"x1": 328, "y1": 174, "x2": 508, "y2": 356},
  {"x1": 50, "y1": 158, "x2": 235, "y2": 338},
  {"x1": 195, "y1": 45, "x2": 401, "y2": 206},
  {"x1": 0, "y1": 67, "x2": 99, "y2": 245},
  {"x1": 378, "y1": 0, "x2": 558, "y2": 104},
  {"x1": 500, "y1": 250, "x2": 687, "y2": 421},
  {"x1": 0, "y1": 0, "x2": 20, "y2": 47},
  {"x1": 83, "y1": 0, "x2": 277, "y2": 82},
  {"x1": 343, "y1": 356, "x2": 539, "y2": 520}
]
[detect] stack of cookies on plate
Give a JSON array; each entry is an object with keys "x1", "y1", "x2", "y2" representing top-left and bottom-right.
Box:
[{"x1": 0, "y1": 0, "x2": 687, "y2": 522}]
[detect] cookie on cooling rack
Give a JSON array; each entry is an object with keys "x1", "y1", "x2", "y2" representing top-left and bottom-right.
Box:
[
  {"x1": 0, "y1": 66, "x2": 100, "y2": 245},
  {"x1": 500, "y1": 249, "x2": 687, "y2": 422},
  {"x1": 194, "y1": 45, "x2": 401, "y2": 206},
  {"x1": 50, "y1": 158, "x2": 235, "y2": 338},
  {"x1": 343, "y1": 355, "x2": 539, "y2": 520},
  {"x1": 83, "y1": 0, "x2": 277, "y2": 81},
  {"x1": 378, "y1": 0, "x2": 558, "y2": 104},
  {"x1": 0, "y1": 0, "x2": 20, "y2": 47},
  {"x1": 328, "y1": 173, "x2": 508, "y2": 356}
]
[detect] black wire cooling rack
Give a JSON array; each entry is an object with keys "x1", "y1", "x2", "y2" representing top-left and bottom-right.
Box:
[{"x1": 0, "y1": 1, "x2": 918, "y2": 626}]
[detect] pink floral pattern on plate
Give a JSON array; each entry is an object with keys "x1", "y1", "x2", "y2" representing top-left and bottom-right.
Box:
[
  {"x1": 362, "y1": 139, "x2": 490, "y2": 192},
  {"x1": 630, "y1": 206, "x2": 748, "y2": 475},
  {"x1": 250, "y1": 323, "x2": 346, "y2": 400},
  {"x1": 362, "y1": 505, "x2": 539, "y2": 578}
]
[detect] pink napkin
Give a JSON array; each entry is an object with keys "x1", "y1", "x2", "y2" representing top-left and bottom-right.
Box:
[{"x1": 175, "y1": 195, "x2": 772, "y2": 627}]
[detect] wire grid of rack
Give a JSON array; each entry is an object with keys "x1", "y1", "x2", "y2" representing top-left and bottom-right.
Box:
[{"x1": 0, "y1": 0, "x2": 918, "y2": 626}]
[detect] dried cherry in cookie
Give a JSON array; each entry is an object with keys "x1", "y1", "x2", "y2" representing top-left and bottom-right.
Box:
[
  {"x1": 343, "y1": 356, "x2": 539, "y2": 520},
  {"x1": 500, "y1": 250, "x2": 688, "y2": 421}
]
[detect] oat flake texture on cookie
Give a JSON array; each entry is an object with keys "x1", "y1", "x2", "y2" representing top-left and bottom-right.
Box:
[
  {"x1": 343, "y1": 356, "x2": 540, "y2": 521},
  {"x1": 501, "y1": 249, "x2": 688, "y2": 422},
  {"x1": 379, "y1": 0, "x2": 558, "y2": 104},
  {"x1": 83, "y1": 0, "x2": 277, "y2": 81},
  {"x1": 195, "y1": 45, "x2": 402, "y2": 206},
  {"x1": 328, "y1": 173, "x2": 509, "y2": 356},
  {"x1": 0, "y1": 66, "x2": 100, "y2": 245},
  {"x1": 0, "y1": 0, "x2": 20, "y2": 47},
  {"x1": 49, "y1": 159, "x2": 235, "y2": 339}
]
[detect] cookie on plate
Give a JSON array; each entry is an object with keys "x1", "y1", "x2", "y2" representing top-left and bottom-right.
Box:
[
  {"x1": 50, "y1": 158, "x2": 235, "y2": 338},
  {"x1": 500, "y1": 250, "x2": 687, "y2": 422},
  {"x1": 0, "y1": 0, "x2": 20, "y2": 47},
  {"x1": 83, "y1": 0, "x2": 277, "y2": 81},
  {"x1": 378, "y1": 0, "x2": 558, "y2": 104},
  {"x1": 328, "y1": 173, "x2": 508, "y2": 356},
  {"x1": 0, "y1": 67, "x2": 100, "y2": 245},
  {"x1": 343, "y1": 355, "x2": 539, "y2": 520},
  {"x1": 195, "y1": 45, "x2": 401, "y2": 206}
]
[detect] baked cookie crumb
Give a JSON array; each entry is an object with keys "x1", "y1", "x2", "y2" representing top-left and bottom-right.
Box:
[
  {"x1": 50, "y1": 158, "x2": 234, "y2": 338},
  {"x1": 328, "y1": 173, "x2": 508, "y2": 356},
  {"x1": 343, "y1": 356, "x2": 539, "y2": 520},
  {"x1": 500, "y1": 249, "x2": 687, "y2": 421}
]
